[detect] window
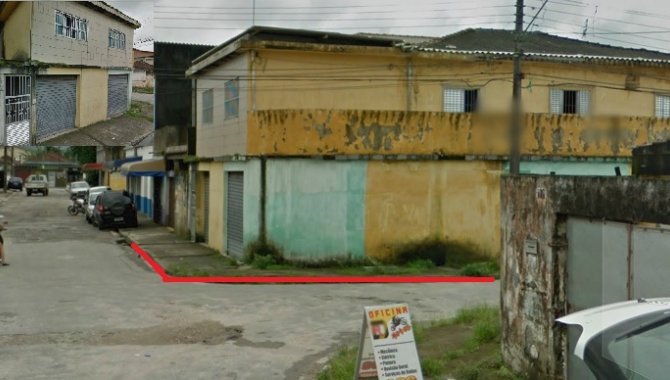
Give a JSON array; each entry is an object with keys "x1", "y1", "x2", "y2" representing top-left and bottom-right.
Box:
[
  {"x1": 443, "y1": 88, "x2": 479, "y2": 112},
  {"x1": 655, "y1": 95, "x2": 670, "y2": 118},
  {"x1": 55, "y1": 11, "x2": 87, "y2": 41},
  {"x1": 108, "y1": 29, "x2": 126, "y2": 49},
  {"x1": 202, "y1": 89, "x2": 214, "y2": 124},
  {"x1": 224, "y1": 78, "x2": 240, "y2": 120},
  {"x1": 550, "y1": 88, "x2": 590, "y2": 115}
]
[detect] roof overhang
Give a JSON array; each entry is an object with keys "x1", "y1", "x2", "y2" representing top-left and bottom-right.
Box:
[
  {"x1": 120, "y1": 158, "x2": 165, "y2": 177},
  {"x1": 82, "y1": 162, "x2": 104, "y2": 171},
  {"x1": 84, "y1": 1, "x2": 141, "y2": 29},
  {"x1": 105, "y1": 156, "x2": 142, "y2": 170},
  {"x1": 0, "y1": 2, "x2": 18, "y2": 23}
]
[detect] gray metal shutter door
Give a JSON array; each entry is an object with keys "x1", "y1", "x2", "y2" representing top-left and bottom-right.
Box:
[
  {"x1": 226, "y1": 172, "x2": 244, "y2": 256},
  {"x1": 203, "y1": 175, "x2": 210, "y2": 243},
  {"x1": 36, "y1": 76, "x2": 76, "y2": 139},
  {"x1": 107, "y1": 74, "x2": 129, "y2": 118}
]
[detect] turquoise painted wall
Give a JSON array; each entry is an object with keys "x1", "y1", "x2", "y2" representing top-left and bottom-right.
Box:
[
  {"x1": 503, "y1": 160, "x2": 631, "y2": 176},
  {"x1": 266, "y1": 159, "x2": 367, "y2": 260}
]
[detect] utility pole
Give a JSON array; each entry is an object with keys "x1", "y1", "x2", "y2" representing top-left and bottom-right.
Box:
[
  {"x1": 10, "y1": 147, "x2": 14, "y2": 179},
  {"x1": 3, "y1": 146, "x2": 7, "y2": 193},
  {"x1": 509, "y1": 0, "x2": 524, "y2": 175}
]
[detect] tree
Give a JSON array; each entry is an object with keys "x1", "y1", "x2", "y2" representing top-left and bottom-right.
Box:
[{"x1": 65, "y1": 146, "x2": 97, "y2": 164}]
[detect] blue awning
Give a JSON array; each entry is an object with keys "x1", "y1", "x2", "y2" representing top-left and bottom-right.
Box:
[
  {"x1": 105, "y1": 156, "x2": 143, "y2": 170},
  {"x1": 120, "y1": 158, "x2": 165, "y2": 177}
]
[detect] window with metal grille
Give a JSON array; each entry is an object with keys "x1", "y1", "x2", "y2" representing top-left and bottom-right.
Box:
[
  {"x1": 656, "y1": 95, "x2": 670, "y2": 118},
  {"x1": 108, "y1": 29, "x2": 126, "y2": 49},
  {"x1": 550, "y1": 88, "x2": 590, "y2": 115},
  {"x1": 4, "y1": 75, "x2": 31, "y2": 124},
  {"x1": 55, "y1": 11, "x2": 87, "y2": 41},
  {"x1": 443, "y1": 88, "x2": 479, "y2": 112},
  {"x1": 224, "y1": 78, "x2": 239, "y2": 120},
  {"x1": 202, "y1": 89, "x2": 213, "y2": 124}
]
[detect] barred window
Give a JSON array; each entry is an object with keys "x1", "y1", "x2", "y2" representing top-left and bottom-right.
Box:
[
  {"x1": 224, "y1": 79, "x2": 239, "y2": 120},
  {"x1": 655, "y1": 95, "x2": 670, "y2": 118},
  {"x1": 55, "y1": 11, "x2": 87, "y2": 41},
  {"x1": 109, "y1": 29, "x2": 126, "y2": 49},
  {"x1": 202, "y1": 89, "x2": 214, "y2": 124},
  {"x1": 443, "y1": 88, "x2": 479, "y2": 112},
  {"x1": 550, "y1": 88, "x2": 590, "y2": 115}
]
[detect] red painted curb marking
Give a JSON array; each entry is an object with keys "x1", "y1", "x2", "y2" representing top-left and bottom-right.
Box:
[{"x1": 130, "y1": 242, "x2": 496, "y2": 284}]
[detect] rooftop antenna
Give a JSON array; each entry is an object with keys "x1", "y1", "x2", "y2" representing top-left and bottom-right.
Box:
[
  {"x1": 582, "y1": 18, "x2": 588, "y2": 38},
  {"x1": 252, "y1": 0, "x2": 256, "y2": 26}
]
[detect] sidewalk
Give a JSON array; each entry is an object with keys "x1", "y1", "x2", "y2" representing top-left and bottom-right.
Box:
[{"x1": 118, "y1": 215, "x2": 231, "y2": 274}]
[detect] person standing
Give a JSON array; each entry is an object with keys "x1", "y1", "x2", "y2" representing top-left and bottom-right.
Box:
[{"x1": 0, "y1": 222, "x2": 8, "y2": 266}]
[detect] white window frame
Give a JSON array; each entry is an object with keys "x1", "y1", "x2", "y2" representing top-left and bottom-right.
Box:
[
  {"x1": 550, "y1": 88, "x2": 591, "y2": 116},
  {"x1": 224, "y1": 78, "x2": 240, "y2": 120},
  {"x1": 443, "y1": 87, "x2": 479, "y2": 113},
  {"x1": 108, "y1": 29, "x2": 126, "y2": 49},
  {"x1": 55, "y1": 10, "x2": 87, "y2": 41},
  {"x1": 655, "y1": 94, "x2": 670, "y2": 118},
  {"x1": 202, "y1": 89, "x2": 214, "y2": 124}
]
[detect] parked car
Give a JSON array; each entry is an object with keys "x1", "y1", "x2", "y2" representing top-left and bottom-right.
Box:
[
  {"x1": 66, "y1": 181, "x2": 90, "y2": 197},
  {"x1": 85, "y1": 186, "x2": 112, "y2": 223},
  {"x1": 7, "y1": 177, "x2": 23, "y2": 191},
  {"x1": 557, "y1": 298, "x2": 670, "y2": 380},
  {"x1": 92, "y1": 191, "x2": 138, "y2": 230},
  {"x1": 25, "y1": 174, "x2": 49, "y2": 196}
]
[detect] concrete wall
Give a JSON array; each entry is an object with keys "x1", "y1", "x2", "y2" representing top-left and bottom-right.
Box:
[
  {"x1": 500, "y1": 175, "x2": 670, "y2": 379},
  {"x1": 108, "y1": 172, "x2": 126, "y2": 190},
  {"x1": 30, "y1": 1, "x2": 134, "y2": 68},
  {"x1": 3, "y1": 2, "x2": 31, "y2": 60},
  {"x1": 365, "y1": 160, "x2": 502, "y2": 259},
  {"x1": 248, "y1": 109, "x2": 670, "y2": 157},
  {"x1": 196, "y1": 53, "x2": 249, "y2": 158},
  {"x1": 266, "y1": 159, "x2": 366, "y2": 260},
  {"x1": 197, "y1": 162, "x2": 225, "y2": 251},
  {"x1": 173, "y1": 169, "x2": 190, "y2": 237}
]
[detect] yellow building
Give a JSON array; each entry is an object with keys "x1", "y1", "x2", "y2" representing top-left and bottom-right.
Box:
[
  {"x1": 187, "y1": 26, "x2": 670, "y2": 260},
  {"x1": 0, "y1": 1, "x2": 140, "y2": 145}
]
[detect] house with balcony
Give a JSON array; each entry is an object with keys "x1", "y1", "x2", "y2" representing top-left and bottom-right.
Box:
[
  {"x1": 183, "y1": 26, "x2": 670, "y2": 261},
  {"x1": 0, "y1": 1, "x2": 140, "y2": 145}
]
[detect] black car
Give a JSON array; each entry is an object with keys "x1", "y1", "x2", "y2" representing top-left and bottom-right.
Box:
[
  {"x1": 92, "y1": 191, "x2": 138, "y2": 230},
  {"x1": 7, "y1": 177, "x2": 23, "y2": 191}
]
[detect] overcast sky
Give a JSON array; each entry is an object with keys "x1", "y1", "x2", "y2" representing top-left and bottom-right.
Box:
[
  {"x1": 108, "y1": 0, "x2": 154, "y2": 51},
  {"x1": 112, "y1": 0, "x2": 670, "y2": 53}
]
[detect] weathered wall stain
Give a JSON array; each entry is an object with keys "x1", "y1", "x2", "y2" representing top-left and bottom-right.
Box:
[
  {"x1": 248, "y1": 110, "x2": 670, "y2": 157},
  {"x1": 501, "y1": 175, "x2": 670, "y2": 379}
]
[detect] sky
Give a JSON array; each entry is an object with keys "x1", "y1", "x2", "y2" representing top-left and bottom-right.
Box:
[
  {"x1": 108, "y1": 0, "x2": 154, "y2": 51},
  {"x1": 110, "y1": 0, "x2": 670, "y2": 53}
]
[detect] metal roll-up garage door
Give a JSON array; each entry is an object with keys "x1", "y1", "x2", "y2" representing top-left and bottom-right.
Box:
[
  {"x1": 203, "y1": 174, "x2": 210, "y2": 244},
  {"x1": 107, "y1": 74, "x2": 129, "y2": 118},
  {"x1": 226, "y1": 172, "x2": 244, "y2": 257},
  {"x1": 36, "y1": 75, "x2": 76, "y2": 140}
]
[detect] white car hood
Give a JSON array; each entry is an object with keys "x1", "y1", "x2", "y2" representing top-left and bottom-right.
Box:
[{"x1": 557, "y1": 298, "x2": 670, "y2": 359}]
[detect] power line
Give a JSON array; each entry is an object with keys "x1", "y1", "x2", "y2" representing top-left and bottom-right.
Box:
[{"x1": 155, "y1": 5, "x2": 515, "y2": 16}]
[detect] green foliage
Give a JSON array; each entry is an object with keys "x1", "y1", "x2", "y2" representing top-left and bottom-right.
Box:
[
  {"x1": 65, "y1": 146, "x2": 97, "y2": 165},
  {"x1": 244, "y1": 238, "x2": 284, "y2": 264},
  {"x1": 452, "y1": 305, "x2": 499, "y2": 326},
  {"x1": 421, "y1": 357, "x2": 445, "y2": 377},
  {"x1": 317, "y1": 346, "x2": 357, "y2": 380},
  {"x1": 390, "y1": 237, "x2": 489, "y2": 267},
  {"x1": 251, "y1": 255, "x2": 278, "y2": 269},
  {"x1": 460, "y1": 261, "x2": 500, "y2": 277}
]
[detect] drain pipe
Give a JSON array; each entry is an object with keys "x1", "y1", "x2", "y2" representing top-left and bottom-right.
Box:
[{"x1": 259, "y1": 156, "x2": 267, "y2": 244}]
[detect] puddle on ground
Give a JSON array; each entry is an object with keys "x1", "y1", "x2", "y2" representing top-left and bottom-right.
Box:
[{"x1": 0, "y1": 320, "x2": 247, "y2": 346}]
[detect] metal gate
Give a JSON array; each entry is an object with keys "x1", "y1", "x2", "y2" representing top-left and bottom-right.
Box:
[
  {"x1": 107, "y1": 74, "x2": 129, "y2": 118},
  {"x1": 36, "y1": 75, "x2": 76, "y2": 140},
  {"x1": 203, "y1": 173, "x2": 210, "y2": 244},
  {"x1": 4, "y1": 75, "x2": 31, "y2": 145},
  {"x1": 566, "y1": 218, "x2": 670, "y2": 380},
  {"x1": 226, "y1": 172, "x2": 244, "y2": 257}
]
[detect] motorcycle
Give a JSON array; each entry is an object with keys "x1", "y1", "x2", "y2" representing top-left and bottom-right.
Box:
[{"x1": 67, "y1": 192, "x2": 87, "y2": 216}]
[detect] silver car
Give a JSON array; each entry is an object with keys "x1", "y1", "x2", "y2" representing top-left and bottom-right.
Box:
[
  {"x1": 67, "y1": 181, "x2": 90, "y2": 197},
  {"x1": 557, "y1": 298, "x2": 670, "y2": 380},
  {"x1": 85, "y1": 186, "x2": 111, "y2": 224}
]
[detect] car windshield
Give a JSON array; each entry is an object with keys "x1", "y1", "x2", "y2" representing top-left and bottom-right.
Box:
[
  {"x1": 71, "y1": 182, "x2": 88, "y2": 189},
  {"x1": 605, "y1": 314, "x2": 670, "y2": 380}
]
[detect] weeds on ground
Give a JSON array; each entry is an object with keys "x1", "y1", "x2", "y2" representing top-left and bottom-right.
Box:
[
  {"x1": 132, "y1": 86, "x2": 154, "y2": 94},
  {"x1": 460, "y1": 261, "x2": 500, "y2": 277},
  {"x1": 165, "y1": 261, "x2": 212, "y2": 277},
  {"x1": 317, "y1": 305, "x2": 521, "y2": 380}
]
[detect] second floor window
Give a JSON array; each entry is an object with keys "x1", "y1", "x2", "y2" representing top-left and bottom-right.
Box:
[
  {"x1": 655, "y1": 95, "x2": 670, "y2": 118},
  {"x1": 550, "y1": 88, "x2": 590, "y2": 115},
  {"x1": 202, "y1": 89, "x2": 214, "y2": 124},
  {"x1": 224, "y1": 79, "x2": 239, "y2": 120},
  {"x1": 109, "y1": 29, "x2": 126, "y2": 49},
  {"x1": 55, "y1": 11, "x2": 87, "y2": 41},
  {"x1": 443, "y1": 88, "x2": 479, "y2": 112}
]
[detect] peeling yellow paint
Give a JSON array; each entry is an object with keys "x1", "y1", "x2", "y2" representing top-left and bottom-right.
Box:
[
  {"x1": 248, "y1": 110, "x2": 670, "y2": 157},
  {"x1": 364, "y1": 160, "x2": 502, "y2": 259}
]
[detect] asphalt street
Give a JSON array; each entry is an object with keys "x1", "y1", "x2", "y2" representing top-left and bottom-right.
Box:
[{"x1": 0, "y1": 189, "x2": 499, "y2": 380}]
